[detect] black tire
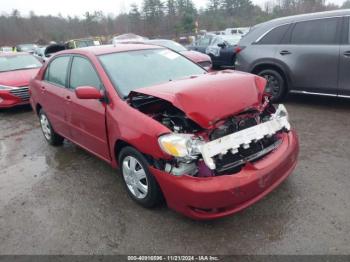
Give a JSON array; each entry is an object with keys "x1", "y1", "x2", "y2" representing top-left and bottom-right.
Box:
[
  {"x1": 257, "y1": 69, "x2": 286, "y2": 102},
  {"x1": 119, "y1": 146, "x2": 162, "y2": 208},
  {"x1": 39, "y1": 109, "x2": 64, "y2": 146}
]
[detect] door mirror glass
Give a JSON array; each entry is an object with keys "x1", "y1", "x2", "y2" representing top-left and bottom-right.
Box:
[{"x1": 75, "y1": 86, "x2": 103, "y2": 100}]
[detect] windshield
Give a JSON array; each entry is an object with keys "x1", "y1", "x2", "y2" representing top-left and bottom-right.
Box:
[
  {"x1": 0, "y1": 54, "x2": 42, "y2": 72},
  {"x1": 148, "y1": 40, "x2": 187, "y2": 52},
  {"x1": 99, "y1": 49, "x2": 206, "y2": 98},
  {"x1": 221, "y1": 36, "x2": 241, "y2": 46}
]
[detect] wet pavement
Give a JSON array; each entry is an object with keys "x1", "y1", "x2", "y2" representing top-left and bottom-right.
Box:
[{"x1": 0, "y1": 95, "x2": 349, "y2": 255}]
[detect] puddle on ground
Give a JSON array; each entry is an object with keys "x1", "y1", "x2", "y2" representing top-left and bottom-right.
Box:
[{"x1": 0, "y1": 156, "x2": 49, "y2": 208}]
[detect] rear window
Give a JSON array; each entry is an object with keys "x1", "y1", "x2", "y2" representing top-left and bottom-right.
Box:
[
  {"x1": 291, "y1": 18, "x2": 338, "y2": 45},
  {"x1": 0, "y1": 54, "x2": 41, "y2": 72},
  {"x1": 44, "y1": 56, "x2": 70, "y2": 87},
  {"x1": 257, "y1": 24, "x2": 291, "y2": 45}
]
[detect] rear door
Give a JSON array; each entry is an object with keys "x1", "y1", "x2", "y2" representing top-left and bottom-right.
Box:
[
  {"x1": 66, "y1": 55, "x2": 110, "y2": 161},
  {"x1": 41, "y1": 55, "x2": 71, "y2": 138},
  {"x1": 338, "y1": 16, "x2": 350, "y2": 97},
  {"x1": 276, "y1": 17, "x2": 341, "y2": 94}
]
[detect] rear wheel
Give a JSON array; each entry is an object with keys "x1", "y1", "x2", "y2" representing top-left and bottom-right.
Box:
[
  {"x1": 39, "y1": 109, "x2": 64, "y2": 146},
  {"x1": 257, "y1": 69, "x2": 286, "y2": 102},
  {"x1": 119, "y1": 146, "x2": 162, "y2": 208}
]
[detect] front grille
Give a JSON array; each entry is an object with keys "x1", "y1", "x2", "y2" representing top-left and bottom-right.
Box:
[
  {"x1": 10, "y1": 87, "x2": 30, "y2": 101},
  {"x1": 214, "y1": 135, "x2": 280, "y2": 175},
  {"x1": 198, "y1": 61, "x2": 212, "y2": 68}
]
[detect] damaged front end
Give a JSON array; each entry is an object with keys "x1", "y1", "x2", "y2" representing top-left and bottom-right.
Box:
[{"x1": 129, "y1": 92, "x2": 291, "y2": 178}]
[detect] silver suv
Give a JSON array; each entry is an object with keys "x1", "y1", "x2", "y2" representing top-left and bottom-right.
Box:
[{"x1": 235, "y1": 10, "x2": 350, "y2": 101}]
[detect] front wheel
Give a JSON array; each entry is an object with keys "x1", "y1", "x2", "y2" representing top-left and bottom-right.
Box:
[
  {"x1": 119, "y1": 146, "x2": 162, "y2": 208},
  {"x1": 39, "y1": 109, "x2": 64, "y2": 146},
  {"x1": 258, "y1": 69, "x2": 286, "y2": 102}
]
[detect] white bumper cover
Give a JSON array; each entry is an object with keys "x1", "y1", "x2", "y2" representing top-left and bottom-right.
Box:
[{"x1": 199, "y1": 105, "x2": 291, "y2": 170}]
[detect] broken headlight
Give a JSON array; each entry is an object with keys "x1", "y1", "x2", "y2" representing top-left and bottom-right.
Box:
[
  {"x1": 158, "y1": 133, "x2": 203, "y2": 158},
  {"x1": 273, "y1": 104, "x2": 289, "y2": 121}
]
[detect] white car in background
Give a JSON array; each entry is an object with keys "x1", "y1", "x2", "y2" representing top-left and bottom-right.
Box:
[
  {"x1": 225, "y1": 27, "x2": 250, "y2": 36},
  {"x1": 0, "y1": 46, "x2": 13, "y2": 52},
  {"x1": 112, "y1": 34, "x2": 148, "y2": 45}
]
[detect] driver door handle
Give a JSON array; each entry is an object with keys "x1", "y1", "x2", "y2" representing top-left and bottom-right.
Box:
[
  {"x1": 280, "y1": 50, "x2": 291, "y2": 56},
  {"x1": 344, "y1": 51, "x2": 350, "y2": 57}
]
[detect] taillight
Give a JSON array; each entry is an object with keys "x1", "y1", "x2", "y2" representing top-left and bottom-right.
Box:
[{"x1": 234, "y1": 46, "x2": 245, "y2": 54}]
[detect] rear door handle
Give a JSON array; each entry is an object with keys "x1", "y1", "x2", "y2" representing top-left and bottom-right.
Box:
[
  {"x1": 66, "y1": 95, "x2": 71, "y2": 101},
  {"x1": 41, "y1": 86, "x2": 46, "y2": 90},
  {"x1": 280, "y1": 50, "x2": 291, "y2": 56},
  {"x1": 343, "y1": 51, "x2": 350, "y2": 57}
]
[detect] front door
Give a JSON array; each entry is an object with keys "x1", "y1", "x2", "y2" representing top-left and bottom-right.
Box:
[
  {"x1": 338, "y1": 17, "x2": 350, "y2": 97},
  {"x1": 276, "y1": 17, "x2": 341, "y2": 95},
  {"x1": 66, "y1": 56, "x2": 110, "y2": 161}
]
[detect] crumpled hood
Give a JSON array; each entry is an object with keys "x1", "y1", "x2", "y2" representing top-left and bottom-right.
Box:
[
  {"x1": 0, "y1": 68, "x2": 40, "y2": 87},
  {"x1": 180, "y1": 50, "x2": 211, "y2": 63},
  {"x1": 131, "y1": 70, "x2": 264, "y2": 129}
]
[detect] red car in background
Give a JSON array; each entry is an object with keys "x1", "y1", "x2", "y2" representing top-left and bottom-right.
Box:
[
  {"x1": 0, "y1": 53, "x2": 42, "y2": 108},
  {"x1": 30, "y1": 45, "x2": 299, "y2": 220}
]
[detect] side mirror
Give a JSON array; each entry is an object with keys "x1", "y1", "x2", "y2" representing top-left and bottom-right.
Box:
[
  {"x1": 218, "y1": 43, "x2": 226, "y2": 48},
  {"x1": 75, "y1": 86, "x2": 104, "y2": 100}
]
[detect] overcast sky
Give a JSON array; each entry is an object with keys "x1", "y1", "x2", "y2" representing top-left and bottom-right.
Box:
[{"x1": 0, "y1": 0, "x2": 347, "y2": 17}]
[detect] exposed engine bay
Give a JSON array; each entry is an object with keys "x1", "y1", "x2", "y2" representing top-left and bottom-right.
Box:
[{"x1": 129, "y1": 93, "x2": 290, "y2": 177}]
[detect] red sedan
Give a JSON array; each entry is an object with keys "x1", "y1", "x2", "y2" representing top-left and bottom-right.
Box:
[
  {"x1": 30, "y1": 45, "x2": 299, "y2": 220},
  {"x1": 0, "y1": 52, "x2": 42, "y2": 108}
]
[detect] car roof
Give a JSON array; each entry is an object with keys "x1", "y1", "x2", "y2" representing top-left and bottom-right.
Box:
[
  {"x1": 240, "y1": 9, "x2": 350, "y2": 45},
  {"x1": 56, "y1": 44, "x2": 162, "y2": 56},
  {"x1": 259, "y1": 9, "x2": 350, "y2": 27}
]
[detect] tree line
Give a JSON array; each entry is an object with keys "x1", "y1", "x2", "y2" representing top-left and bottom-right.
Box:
[{"x1": 0, "y1": 0, "x2": 349, "y2": 46}]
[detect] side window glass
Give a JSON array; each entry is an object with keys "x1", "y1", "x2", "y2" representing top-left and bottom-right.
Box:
[
  {"x1": 44, "y1": 56, "x2": 70, "y2": 87},
  {"x1": 291, "y1": 18, "x2": 338, "y2": 45},
  {"x1": 69, "y1": 56, "x2": 101, "y2": 90},
  {"x1": 258, "y1": 24, "x2": 291, "y2": 45}
]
